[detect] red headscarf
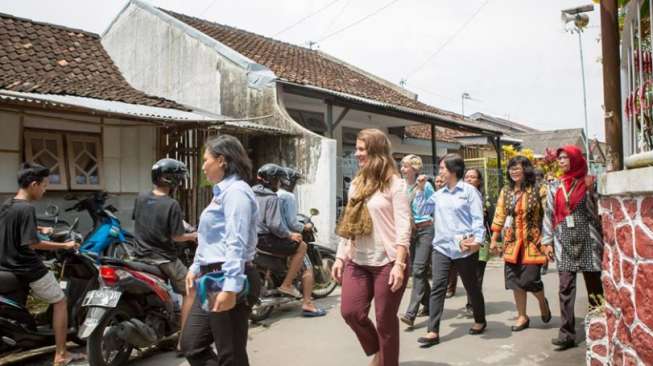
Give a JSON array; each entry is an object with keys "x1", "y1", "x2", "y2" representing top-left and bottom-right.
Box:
[{"x1": 553, "y1": 145, "x2": 588, "y2": 228}]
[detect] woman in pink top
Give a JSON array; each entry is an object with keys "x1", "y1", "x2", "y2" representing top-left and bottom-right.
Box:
[{"x1": 331, "y1": 128, "x2": 411, "y2": 366}]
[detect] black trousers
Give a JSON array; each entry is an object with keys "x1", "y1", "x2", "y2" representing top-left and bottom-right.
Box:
[
  {"x1": 405, "y1": 225, "x2": 434, "y2": 319},
  {"x1": 428, "y1": 250, "x2": 486, "y2": 333},
  {"x1": 466, "y1": 260, "x2": 487, "y2": 309},
  {"x1": 558, "y1": 271, "x2": 603, "y2": 341},
  {"x1": 181, "y1": 265, "x2": 261, "y2": 366}
]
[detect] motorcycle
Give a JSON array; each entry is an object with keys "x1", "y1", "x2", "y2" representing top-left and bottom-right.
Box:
[
  {"x1": 250, "y1": 208, "x2": 338, "y2": 322},
  {"x1": 78, "y1": 256, "x2": 180, "y2": 366},
  {"x1": 0, "y1": 216, "x2": 99, "y2": 359},
  {"x1": 64, "y1": 192, "x2": 137, "y2": 259}
]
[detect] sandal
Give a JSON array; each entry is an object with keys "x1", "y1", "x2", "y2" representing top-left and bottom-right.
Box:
[
  {"x1": 278, "y1": 286, "x2": 302, "y2": 299},
  {"x1": 53, "y1": 352, "x2": 85, "y2": 366},
  {"x1": 302, "y1": 307, "x2": 327, "y2": 317}
]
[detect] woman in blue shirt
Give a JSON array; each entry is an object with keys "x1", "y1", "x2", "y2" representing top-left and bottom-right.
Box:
[
  {"x1": 414, "y1": 153, "x2": 487, "y2": 347},
  {"x1": 399, "y1": 154, "x2": 435, "y2": 328},
  {"x1": 180, "y1": 135, "x2": 261, "y2": 366}
]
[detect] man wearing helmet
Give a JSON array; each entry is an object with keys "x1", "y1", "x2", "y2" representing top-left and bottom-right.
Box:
[
  {"x1": 132, "y1": 158, "x2": 198, "y2": 351},
  {"x1": 253, "y1": 163, "x2": 306, "y2": 300},
  {"x1": 278, "y1": 167, "x2": 326, "y2": 316}
]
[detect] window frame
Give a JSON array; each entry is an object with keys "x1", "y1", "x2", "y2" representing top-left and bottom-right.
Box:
[
  {"x1": 23, "y1": 130, "x2": 69, "y2": 191},
  {"x1": 66, "y1": 133, "x2": 104, "y2": 191}
]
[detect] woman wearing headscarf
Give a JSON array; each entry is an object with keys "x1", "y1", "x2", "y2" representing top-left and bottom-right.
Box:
[{"x1": 541, "y1": 145, "x2": 604, "y2": 351}]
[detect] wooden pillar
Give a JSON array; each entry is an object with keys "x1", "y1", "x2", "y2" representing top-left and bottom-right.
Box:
[
  {"x1": 600, "y1": 0, "x2": 624, "y2": 170},
  {"x1": 431, "y1": 124, "x2": 437, "y2": 174},
  {"x1": 326, "y1": 102, "x2": 334, "y2": 138},
  {"x1": 495, "y1": 136, "x2": 503, "y2": 188}
]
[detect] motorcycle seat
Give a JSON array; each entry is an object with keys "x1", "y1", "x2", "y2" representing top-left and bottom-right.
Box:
[
  {"x1": 256, "y1": 248, "x2": 287, "y2": 258},
  {"x1": 0, "y1": 271, "x2": 21, "y2": 294},
  {"x1": 123, "y1": 260, "x2": 165, "y2": 279}
]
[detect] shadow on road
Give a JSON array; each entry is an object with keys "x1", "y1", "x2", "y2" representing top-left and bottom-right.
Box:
[{"x1": 400, "y1": 362, "x2": 452, "y2": 366}]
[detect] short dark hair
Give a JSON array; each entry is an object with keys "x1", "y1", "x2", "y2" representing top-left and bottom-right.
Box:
[
  {"x1": 441, "y1": 153, "x2": 465, "y2": 179},
  {"x1": 507, "y1": 156, "x2": 536, "y2": 189},
  {"x1": 205, "y1": 135, "x2": 252, "y2": 182},
  {"x1": 17, "y1": 162, "x2": 50, "y2": 189}
]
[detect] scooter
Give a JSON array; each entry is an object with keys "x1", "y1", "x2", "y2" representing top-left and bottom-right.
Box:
[
  {"x1": 250, "y1": 208, "x2": 338, "y2": 322},
  {"x1": 0, "y1": 217, "x2": 99, "y2": 359},
  {"x1": 64, "y1": 192, "x2": 137, "y2": 259},
  {"x1": 78, "y1": 256, "x2": 180, "y2": 366}
]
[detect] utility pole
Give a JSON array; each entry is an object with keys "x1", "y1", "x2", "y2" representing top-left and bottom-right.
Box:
[{"x1": 600, "y1": 0, "x2": 624, "y2": 170}]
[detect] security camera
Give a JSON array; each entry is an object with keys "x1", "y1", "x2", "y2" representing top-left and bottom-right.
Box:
[{"x1": 561, "y1": 4, "x2": 594, "y2": 16}]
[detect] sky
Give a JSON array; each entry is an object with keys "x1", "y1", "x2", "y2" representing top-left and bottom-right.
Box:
[{"x1": 2, "y1": 0, "x2": 607, "y2": 139}]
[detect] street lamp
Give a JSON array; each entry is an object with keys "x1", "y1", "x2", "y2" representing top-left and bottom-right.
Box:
[
  {"x1": 562, "y1": 4, "x2": 594, "y2": 170},
  {"x1": 461, "y1": 92, "x2": 471, "y2": 117}
]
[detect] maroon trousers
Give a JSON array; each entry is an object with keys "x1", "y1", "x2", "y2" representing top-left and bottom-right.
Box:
[{"x1": 340, "y1": 260, "x2": 408, "y2": 366}]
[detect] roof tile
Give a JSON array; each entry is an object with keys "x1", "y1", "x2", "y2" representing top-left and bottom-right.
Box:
[{"x1": 0, "y1": 12, "x2": 185, "y2": 110}]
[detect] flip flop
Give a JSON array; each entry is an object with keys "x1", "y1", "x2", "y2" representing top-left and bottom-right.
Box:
[
  {"x1": 277, "y1": 286, "x2": 302, "y2": 299},
  {"x1": 53, "y1": 352, "x2": 86, "y2": 366},
  {"x1": 302, "y1": 307, "x2": 327, "y2": 317}
]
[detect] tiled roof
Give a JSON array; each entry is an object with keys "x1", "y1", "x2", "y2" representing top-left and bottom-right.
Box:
[
  {"x1": 0, "y1": 12, "x2": 185, "y2": 110},
  {"x1": 162, "y1": 9, "x2": 467, "y2": 123},
  {"x1": 404, "y1": 124, "x2": 470, "y2": 143}
]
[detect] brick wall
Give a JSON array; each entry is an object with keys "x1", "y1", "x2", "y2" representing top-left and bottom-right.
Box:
[{"x1": 587, "y1": 195, "x2": 653, "y2": 365}]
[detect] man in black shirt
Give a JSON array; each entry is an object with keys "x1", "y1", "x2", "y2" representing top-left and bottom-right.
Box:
[
  {"x1": 133, "y1": 158, "x2": 197, "y2": 350},
  {"x1": 0, "y1": 163, "x2": 80, "y2": 366}
]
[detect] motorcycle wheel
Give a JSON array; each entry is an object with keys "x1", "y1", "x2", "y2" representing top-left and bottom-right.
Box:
[
  {"x1": 249, "y1": 271, "x2": 274, "y2": 322},
  {"x1": 311, "y1": 253, "x2": 338, "y2": 299},
  {"x1": 86, "y1": 305, "x2": 133, "y2": 366}
]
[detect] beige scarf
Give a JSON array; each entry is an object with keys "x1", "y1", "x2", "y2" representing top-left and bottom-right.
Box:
[{"x1": 336, "y1": 193, "x2": 373, "y2": 240}]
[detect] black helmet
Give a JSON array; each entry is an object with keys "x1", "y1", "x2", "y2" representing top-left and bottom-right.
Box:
[
  {"x1": 257, "y1": 163, "x2": 284, "y2": 185},
  {"x1": 281, "y1": 167, "x2": 301, "y2": 187},
  {"x1": 152, "y1": 158, "x2": 188, "y2": 187}
]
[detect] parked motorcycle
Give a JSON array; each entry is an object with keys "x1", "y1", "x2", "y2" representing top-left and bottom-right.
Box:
[
  {"x1": 64, "y1": 192, "x2": 137, "y2": 259},
  {"x1": 250, "y1": 208, "x2": 337, "y2": 322},
  {"x1": 0, "y1": 217, "x2": 99, "y2": 358},
  {"x1": 78, "y1": 257, "x2": 180, "y2": 366}
]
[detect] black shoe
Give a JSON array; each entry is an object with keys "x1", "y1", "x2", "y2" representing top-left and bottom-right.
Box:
[
  {"x1": 417, "y1": 336, "x2": 440, "y2": 347},
  {"x1": 541, "y1": 299, "x2": 552, "y2": 324},
  {"x1": 551, "y1": 337, "x2": 576, "y2": 350},
  {"x1": 469, "y1": 322, "x2": 487, "y2": 335},
  {"x1": 400, "y1": 314, "x2": 415, "y2": 328},
  {"x1": 417, "y1": 308, "x2": 430, "y2": 317},
  {"x1": 511, "y1": 318, "x2": 530, "y2": 332}
]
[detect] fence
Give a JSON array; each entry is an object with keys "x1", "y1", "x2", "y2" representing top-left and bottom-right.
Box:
[{"x1": 622, "y1": 0, "x2": 653, "y2": 161}]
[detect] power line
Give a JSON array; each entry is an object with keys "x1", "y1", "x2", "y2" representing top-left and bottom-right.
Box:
[
  {"x1": 200, "y1": 0, "x2": 220, "y2": 15},
  {"x1": 318, "y1": 0, "x2": 402, "y2": 43},
  {"x1": 405, "y1": 0, "x2": 490, "y2": 80},
  {"x1": 273, "y1": 0, "x2": 343, "y2": 37},
  {"x1": 321, "y1": 0, "x2": 352, "y2": 37}
]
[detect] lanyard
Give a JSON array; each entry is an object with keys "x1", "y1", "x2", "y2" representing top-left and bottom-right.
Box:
[{"x1": 560, "y1": 180, "x2": 578, "y2": 210}]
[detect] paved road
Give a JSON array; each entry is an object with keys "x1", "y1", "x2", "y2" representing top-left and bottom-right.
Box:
[{"x1": 18, "y1": 259, "x2": 589, "y2": 366}]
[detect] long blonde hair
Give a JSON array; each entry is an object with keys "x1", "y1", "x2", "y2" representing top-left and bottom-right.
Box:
[{"x1": 352, "y1": 128, "x2": 398, "y2": 199}]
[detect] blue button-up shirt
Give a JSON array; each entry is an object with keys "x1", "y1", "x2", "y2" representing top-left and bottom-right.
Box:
[
  {"x1": 192, "y1": 175, "x2": 258, "y2": 293},
  {"x1": 277, "y1": 188, "x2": 304, "y2": 233},
  {"x1": 409, "y1": 181, "x2": 435, "y2": 224},
  {"x1": 415, "y1": 180, "x2": 485, "y2": 259}
]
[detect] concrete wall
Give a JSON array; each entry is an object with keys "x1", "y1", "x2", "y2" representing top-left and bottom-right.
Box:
[
  {"x1": 102, "y1": 1, "x2": 336, "y2": 246},
  {"x1": 587, "y1": 167, "x2": 653, "y2": 365},
  {"x1": 0, "y1": 107, "x2": 156, "y2": 233}
]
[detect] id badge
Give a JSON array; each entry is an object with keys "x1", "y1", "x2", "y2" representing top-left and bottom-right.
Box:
[
  {"x1": 566, "y1": 215, "x2": 575, "y2": 228},
  {"x1": 504, "y1": 216, "x2": 513, "y2": 230}
]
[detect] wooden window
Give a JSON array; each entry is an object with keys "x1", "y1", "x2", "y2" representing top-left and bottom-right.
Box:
[
  {"x1": 23, "y1": 131, "x2": 68, "y2": 190},
  {"x1": 23, "y1": 130, "x2": 103, "y2": 190},
  {"x1": 66, "y1": 134, "x2": 103, "y2": 190}
]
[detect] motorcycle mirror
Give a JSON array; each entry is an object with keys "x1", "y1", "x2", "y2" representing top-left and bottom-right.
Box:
[
  {"x1": 45, "y1": 204, "x2": 60, "y2": 217},
  {"x1": 309, "y1": 208, "x2": 320, "y2": 216}
]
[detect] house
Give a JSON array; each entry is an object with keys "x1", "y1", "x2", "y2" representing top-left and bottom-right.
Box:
[
  {"x1": 0, "y1": 12, "x2": 284, "y2": 230},
  {"x1": 101, "y1": 0, "x2": 506, "y2": 245}
]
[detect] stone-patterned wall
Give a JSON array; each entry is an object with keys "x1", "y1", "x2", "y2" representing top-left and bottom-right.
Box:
[{"x1": 588, "y1": 196, "x2": 653, "y2": 365}]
